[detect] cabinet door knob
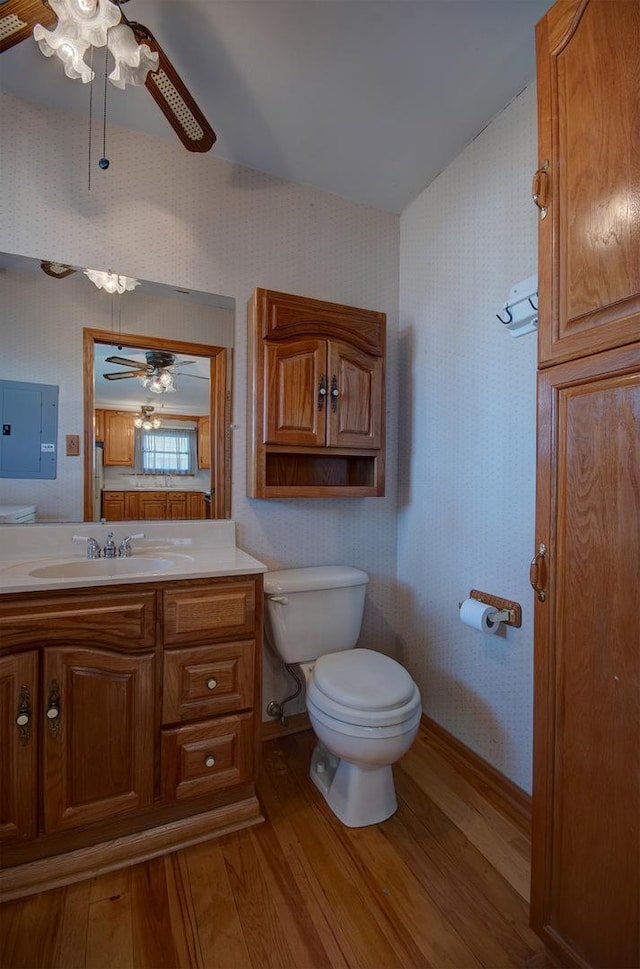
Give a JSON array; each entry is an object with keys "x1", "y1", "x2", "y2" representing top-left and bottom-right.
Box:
[
  {"x1": 330, "y1": 375, "x2": 339, "y2": 412},
  {"x1": 207, "y1": 678, "x2": 218, "y2": 690},
  {"x1": 318, "y1": 375, "x2": 327, "y2": 411},
  {"x1": 532, "y1": 160, "x2": 549, "y2": 220},
  {"x1": 46, "y1": 680, "x2": 61, "y2": 734},
  {"x1": 15, "y1": 685, "x2": 32, "y2": 745},
  {"x1": 204, "y1": 755, "x2": 216, "y2": 768},
  {"x1": 529, "y1": 543, "x2": 547, "y2": 602}
]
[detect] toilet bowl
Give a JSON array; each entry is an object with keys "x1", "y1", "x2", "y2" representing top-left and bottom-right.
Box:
[{"x1": 264, "y1": 566, "x2": 422, "y2": 827}]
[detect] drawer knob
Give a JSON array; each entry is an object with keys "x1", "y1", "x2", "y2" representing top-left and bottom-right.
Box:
[
  {"x1": 207, "y1": 678, "x2": 218, "y2": 690},
  {"x1": 204, "y1": 755, "x2": 216, "y2": 769}
]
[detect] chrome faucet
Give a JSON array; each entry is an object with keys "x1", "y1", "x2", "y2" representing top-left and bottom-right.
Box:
[
  {"x1": 103, "y1": 532, "x2": 116, "y2": 559},
  {"x1": 73, "y1": 535, "x2": 101, "y2": 559},
  {"x1": 118, "y1": 532, "x2": 145, "y2": 558}
]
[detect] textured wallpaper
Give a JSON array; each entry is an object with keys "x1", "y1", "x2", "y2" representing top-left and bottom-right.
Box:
[
  {"x1": 2, "y1": 86, "x2": 538, "y2": 789},
  {"x1": 398, "y1": 85, "x2": 538, "y2": 791},
  {"x1": 0, "y1": 91, "x2": 400, "y2": 720}
]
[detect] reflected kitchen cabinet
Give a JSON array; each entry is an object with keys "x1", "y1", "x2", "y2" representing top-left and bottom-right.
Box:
[{"x1": 103, "y1": 411, "x2": 134, "y2": 467}]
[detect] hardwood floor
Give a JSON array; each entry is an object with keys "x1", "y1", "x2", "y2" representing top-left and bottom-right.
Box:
[{"x1": 0, "y1": 726, "x2": 543, "y2": 968}]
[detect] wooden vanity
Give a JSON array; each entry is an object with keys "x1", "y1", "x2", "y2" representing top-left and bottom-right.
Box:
[{"x1": 0, "y1": 535, "x2": 265, "y2": 902}]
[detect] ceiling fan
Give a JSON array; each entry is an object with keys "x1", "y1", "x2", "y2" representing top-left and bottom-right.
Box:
[
  {"x1": 103, "y1": 350, "x2": 208, "y2": 393},
  {"x1": 0, "y1": 0, "x2": 216, "y2": 152}
]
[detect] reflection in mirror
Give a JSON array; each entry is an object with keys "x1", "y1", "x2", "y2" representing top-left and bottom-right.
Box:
[{"x1": 1, "y1": 253, "x2": 234, "y2": 523}]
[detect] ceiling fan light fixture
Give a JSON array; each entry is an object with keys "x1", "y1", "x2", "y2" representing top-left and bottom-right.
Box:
[
  {"x1": 134, "y1": 405, "x2": 161, "y2": 430},
  {"x1": 33, "y1": 0, "x2": 121, "y2": 81},
  {"x1": 84, "y1": 268, "x2": 140, "y2": 294},
  {"x1": 107, "y1": 23, "x2": 159, "y2": 89},
  {"x1": 142, "y1": 370, "x2": 175, "y2": 394}
]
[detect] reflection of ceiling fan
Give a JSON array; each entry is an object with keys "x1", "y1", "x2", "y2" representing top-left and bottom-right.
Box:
[
  {"x1": 0, "y1": 0, "x2": 215, "y2": 152},
  {"x1": 103, "y1": 350, "x2": 207, "y2": 393}
]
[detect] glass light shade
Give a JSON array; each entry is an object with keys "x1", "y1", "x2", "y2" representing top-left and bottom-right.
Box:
[
  {"x1": 142, "y1": 371, "x2": 175, "y2": 394},
  {"x1": 107, "y1": 24, "x2": 159, "y2": 89},
  {"x1": 33, "y1": 20, "x2": 93, "y2": 82},
  {"x1": 84, "y1": 268, "x2": 140, "y2": 294}
]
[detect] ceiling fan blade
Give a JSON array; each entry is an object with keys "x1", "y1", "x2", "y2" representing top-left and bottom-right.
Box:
[
  {"x1": 127, "y1": 20, "x2": 216, "y2": 153},
  {"x1": 105, "y1": 355, "x2": 149, "y2": 369},
  {"x1": 40, "y1": 260, "x2": 77, "y2": 279},
  {"x1": 179, "y1": 372, "x2": 209, "y2": 381},
  {"x1": 0, "y1": 0, "x2": 55, "y2": 54},
  {"x1": 103, "y1": 369, "x2": 148, "y2": 380}
]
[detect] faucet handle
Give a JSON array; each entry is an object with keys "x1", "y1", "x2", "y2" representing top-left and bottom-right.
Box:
[
  {"x1": 118, "y1": 532, "x2": 145, "y2": 557},
  {"x1": 73, "y1": 535, "x2": 101, "y2": 559}
]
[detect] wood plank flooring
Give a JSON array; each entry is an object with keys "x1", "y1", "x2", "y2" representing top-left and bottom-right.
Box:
[{"x1": 0, "y1": 726, "x2": 544, "y2": 969}]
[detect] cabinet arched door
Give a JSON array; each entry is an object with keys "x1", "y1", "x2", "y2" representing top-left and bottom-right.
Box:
[{"x1": 42, "y1": 646, "x2": 154, "y2": 833}]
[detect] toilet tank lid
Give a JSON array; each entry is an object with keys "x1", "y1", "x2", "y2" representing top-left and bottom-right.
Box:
[{"x1": 264, "y1": 565, "x2": 369, "y2": 594}]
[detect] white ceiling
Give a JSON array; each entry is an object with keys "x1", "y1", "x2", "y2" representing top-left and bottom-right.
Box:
[{"x1": 0, "y1": 0, "x2": 552, "y2": 212}]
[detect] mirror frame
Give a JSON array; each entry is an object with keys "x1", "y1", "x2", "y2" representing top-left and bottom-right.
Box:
[{"x1": 83, "y1": 327, "x2": 232, "y2": 522}]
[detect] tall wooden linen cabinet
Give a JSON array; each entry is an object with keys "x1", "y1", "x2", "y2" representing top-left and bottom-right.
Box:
[{"x1": 531, "y1": 2, "x2": 640, "y2": 967}]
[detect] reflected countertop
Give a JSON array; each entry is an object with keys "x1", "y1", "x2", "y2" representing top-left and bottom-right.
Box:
[{"x1": 0, "y1": 521, "x2": 267, "y2": 595}]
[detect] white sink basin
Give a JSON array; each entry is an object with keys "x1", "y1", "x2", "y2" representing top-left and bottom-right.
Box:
[{"x1": 29, "y1": 558, "x2": 175, "y2": 579}]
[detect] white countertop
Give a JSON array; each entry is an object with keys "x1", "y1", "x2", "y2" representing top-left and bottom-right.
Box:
[{"x1": 0, "y1": 521, "x2": 266, "y2": 594}]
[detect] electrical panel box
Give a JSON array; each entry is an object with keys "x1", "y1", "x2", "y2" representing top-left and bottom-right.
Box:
[{"x1": 0, "y1": 380, "x2": 59, "y2": 479}]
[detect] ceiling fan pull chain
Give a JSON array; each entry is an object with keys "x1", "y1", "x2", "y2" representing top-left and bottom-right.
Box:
[
  {"x1": 88, "y1": 46, "x2": 94, "y2": 192},
  {"x1": 99, "y1": 41, "x2": 110, "y2": 171}
]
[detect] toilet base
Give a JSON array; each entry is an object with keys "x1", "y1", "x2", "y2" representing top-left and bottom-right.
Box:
[{"x1": 309, "y1": 743, "x2": 398, "y2": 827}]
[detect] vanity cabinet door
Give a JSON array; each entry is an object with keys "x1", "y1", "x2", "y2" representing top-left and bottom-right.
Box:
[
  {"x1": 0, "y1": 652, "x2": 38, "y2": 843},
  {"x1": 42, "y1": 646, "x2": 154, "y2": 833}
]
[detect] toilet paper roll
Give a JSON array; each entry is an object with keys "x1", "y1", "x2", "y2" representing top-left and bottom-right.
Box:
[{"x1": 459, "y1": 597, "x2": 500, "y2": 634}]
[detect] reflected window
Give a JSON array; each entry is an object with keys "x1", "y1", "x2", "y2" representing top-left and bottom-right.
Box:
[{"x1": 135, "y1": 427, "x2": 197, "y2": 475}]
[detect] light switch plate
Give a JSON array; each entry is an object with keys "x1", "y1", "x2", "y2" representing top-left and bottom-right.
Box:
[{"x1": 66, "y1": 434, "x2": 80, "y2": 456}]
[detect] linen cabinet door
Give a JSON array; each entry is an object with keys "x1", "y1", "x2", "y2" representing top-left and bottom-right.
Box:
[
  {"x1": 536, "y1": 0, "x2": 640, "y2": 367},
  {"x1": 264, "y1": 339, "x2": 327, "y2": 446},
  {"x1": 42, "y1": 646, "x2": 155, "y2": 832},
  {"x1": 0, "y1": 651, "x2": 38, "y2": 842},
  {"x1": 326, "y1": 340, "x2": 384, "y2": 449},
  {"x1": 531, "y1": 343, "x2": 640, "y2": 968}
]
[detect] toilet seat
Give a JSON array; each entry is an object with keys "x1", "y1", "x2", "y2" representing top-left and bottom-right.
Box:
[{"x1": 307, "y1": 648, "x2": 421, "y2": 728}]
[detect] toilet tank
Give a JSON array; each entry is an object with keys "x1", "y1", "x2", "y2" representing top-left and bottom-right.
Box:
[{"x1": 264, "y1": 566, "x2": 369, "y2": 664}]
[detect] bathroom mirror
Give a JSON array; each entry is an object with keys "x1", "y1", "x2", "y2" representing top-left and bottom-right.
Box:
[{"x1": 1, "y1": 252, "x2": 234, "y2": 522}]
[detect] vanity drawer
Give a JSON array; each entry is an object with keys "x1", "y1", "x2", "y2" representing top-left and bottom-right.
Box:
[
  {"x1": 0, "y1": 590, "x2": 157, "y2": 650},
  {"x1": 161, "y1": 712, "x2": 253, "y2": 802},
  {"x1": 162, "y1": 640, "x2": 255, "y2": 724},
  {"x1": 163, "y1": 580, "x2": 256, "y2": 646}
]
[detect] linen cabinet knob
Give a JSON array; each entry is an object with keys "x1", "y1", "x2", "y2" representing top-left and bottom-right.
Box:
[
  {"x1": 204, "y1": 755, "x2": 216, "y2": 768},
  {"x1": 207, "y1": 678, "x2": 218, "y2": 690}
]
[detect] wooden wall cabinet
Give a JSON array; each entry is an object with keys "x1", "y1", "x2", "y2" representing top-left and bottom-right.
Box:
[
  {"x1": 531, "y1": 3, "x2": 640, "y2": 967},
  {"x1": 102, "y1": 411, "x2": 135, "y2": 467},
  {"x1": 248, "y1": 288, "x2": 385, "y2": 497},
  {"x1": 198, "y1": 416, "x2": 210, "y2": 469},
  {"x1": 0, "y1": 574, "x2": 264, "y2": 901}
]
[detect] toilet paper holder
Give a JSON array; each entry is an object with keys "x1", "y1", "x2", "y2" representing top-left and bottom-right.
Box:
[{"x1": 459, "y1": 589, "x2": 522, "y2": 628}]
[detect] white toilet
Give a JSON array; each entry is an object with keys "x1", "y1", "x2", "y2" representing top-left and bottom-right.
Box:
[{"x1": 264, "y1": 566, "x2": 422, "y2": 827}]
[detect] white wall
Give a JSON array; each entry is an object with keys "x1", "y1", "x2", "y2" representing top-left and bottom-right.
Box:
[
  {"x1": 0, "y1": 92, "x2": 400, "y2": 717},
  {"x1": 1, "y1": 87, "x2": 539, "y2": 789},
  {"x1": 398, "y1": 85, "x2": 538, "y2": 791}
]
